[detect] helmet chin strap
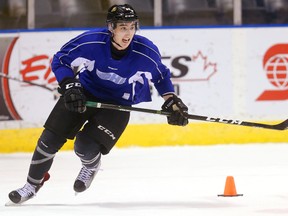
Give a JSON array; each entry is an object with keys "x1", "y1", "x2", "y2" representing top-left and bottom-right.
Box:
[
  {"x1": 110, "y1": 28, "x2": 123, "y2": 49},
  {"x1": 111, "y1": 37, "x2": 122, "y2": 48}
]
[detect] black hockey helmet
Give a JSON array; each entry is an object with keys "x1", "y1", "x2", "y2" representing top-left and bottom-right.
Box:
[{"x1": 106, "y1": 4, "x2": 138, "y2": 26}]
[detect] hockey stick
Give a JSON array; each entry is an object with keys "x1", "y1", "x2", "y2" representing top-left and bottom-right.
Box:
[
  {"x1": 86, "y1": 101, "x2": 288, "y2": 130},
  {"x1": 0, "y1": 72, "x2": 55, "y2": 92}
]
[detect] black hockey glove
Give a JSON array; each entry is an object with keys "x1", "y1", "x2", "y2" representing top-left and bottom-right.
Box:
[
  {"x1": 58, "y1": 78, "x2": 86, "y2": 113},
  {"x1": 161, "y1": 95, "x2": 189, "y2": 126}
]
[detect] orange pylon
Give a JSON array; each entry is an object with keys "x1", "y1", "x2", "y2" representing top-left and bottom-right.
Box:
[{"x1": 218, "y1": 176, "x2": 243, "y2": 197}]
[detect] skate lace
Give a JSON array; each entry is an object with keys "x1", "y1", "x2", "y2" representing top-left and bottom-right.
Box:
[
  {"x1": 17, "y1": 183, "x2": 36, "y2": 197},
  {"x1": 77, "y1": 167, "x2": 95, "y2": 183}
]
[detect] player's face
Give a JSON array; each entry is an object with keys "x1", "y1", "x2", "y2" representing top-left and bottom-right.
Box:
[{"x1": 111, "y1": 21, "x2": 136, "y2": 50}]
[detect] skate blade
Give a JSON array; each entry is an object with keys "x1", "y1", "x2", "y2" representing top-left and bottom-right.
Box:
[{"x1": 5, "y1": 200, "x2": 20, "y2": 206}]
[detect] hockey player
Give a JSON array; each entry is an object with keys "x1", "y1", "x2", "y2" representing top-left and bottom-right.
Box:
[{"x1": 8, "y1": 4, "x2": 188, "y2": 204}]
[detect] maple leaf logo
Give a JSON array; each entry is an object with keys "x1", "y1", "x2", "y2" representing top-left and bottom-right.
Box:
[
  {"x1": 190, "y1": 51, "x2": 217, "y2": 80},
  {"x1": 183, "y1": 51, "x2": 217, "y2": 81}
]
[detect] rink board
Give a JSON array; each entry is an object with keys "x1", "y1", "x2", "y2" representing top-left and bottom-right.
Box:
[
  {"x1": 0, "y1": 122, "x2": 287, "y2": 153},
  {"x1": 0, "y1": 26, "x2": 287, "y2": 152}
]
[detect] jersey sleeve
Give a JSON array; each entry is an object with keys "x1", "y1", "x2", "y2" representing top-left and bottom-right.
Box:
[
  {"x1": 145, "y1": 41, "x2": 175, "y2": 96},
  {"x1": 51, "y1": 30, "x2": 98, "y2": 83},
  {"x1": 152, "y1": 62, "x2": 175, "y2": 96},
  {"x1": 51, "y1": 54, "x2": 75, "y2": 83}
]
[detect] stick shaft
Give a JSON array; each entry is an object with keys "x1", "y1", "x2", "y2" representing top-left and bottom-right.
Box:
[
  {"x1": 86, "y1": 101, "x2": 287, "y2": 130},
  {"x1": 0, "y1": 72, "x2": 54, "y2": 92}
]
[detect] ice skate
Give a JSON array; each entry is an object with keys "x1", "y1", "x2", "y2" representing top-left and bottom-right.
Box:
[
  {"x1": 8, "y1": 182, "x2": 37, "y2": 204},
  {"x1": 7, "y1": 172, "x2": 50, "y2": 205},
  {"x1": 73, "y1": 163, "x2": 100, "y2": 193}
]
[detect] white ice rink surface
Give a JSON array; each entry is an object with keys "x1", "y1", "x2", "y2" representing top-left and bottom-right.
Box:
[{"x1": 1, "y1": 143, "x2": 288, "y2": 216}]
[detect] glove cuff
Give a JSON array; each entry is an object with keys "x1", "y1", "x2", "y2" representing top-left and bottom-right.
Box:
[
  {"x1": 161, "y1": 97, "x2": 172, "y2": 112},
  {"x1": 161, "y1": 95, "x2": 178, "y2": 112},
  {"x1": 58, "y1": 78, "x2": 82, "y2": 94}
]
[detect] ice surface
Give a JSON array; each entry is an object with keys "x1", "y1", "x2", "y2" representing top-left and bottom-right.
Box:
[{"x1": 1, "y1": 143, "x2": 288, "y2": 216}]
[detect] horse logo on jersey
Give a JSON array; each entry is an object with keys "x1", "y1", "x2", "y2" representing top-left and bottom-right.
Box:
[
  {"x1": 71, "y1": 57, "x2": 95, "y2": 73},
  {"x1": 96, "y1": 69, "x2": 126, "y2": 84},
  {"x1": 128, "y1": 71, "x2": 152, "y2": 84}
]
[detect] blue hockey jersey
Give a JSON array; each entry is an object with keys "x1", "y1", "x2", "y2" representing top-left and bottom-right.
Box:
[{"x1": 51, "y1": 28, "x2": 175, "y2": 105}]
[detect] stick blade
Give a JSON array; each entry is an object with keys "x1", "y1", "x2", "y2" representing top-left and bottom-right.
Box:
[{"x1": 275, "y1": 119, "x2": 288, "y2": 130}]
